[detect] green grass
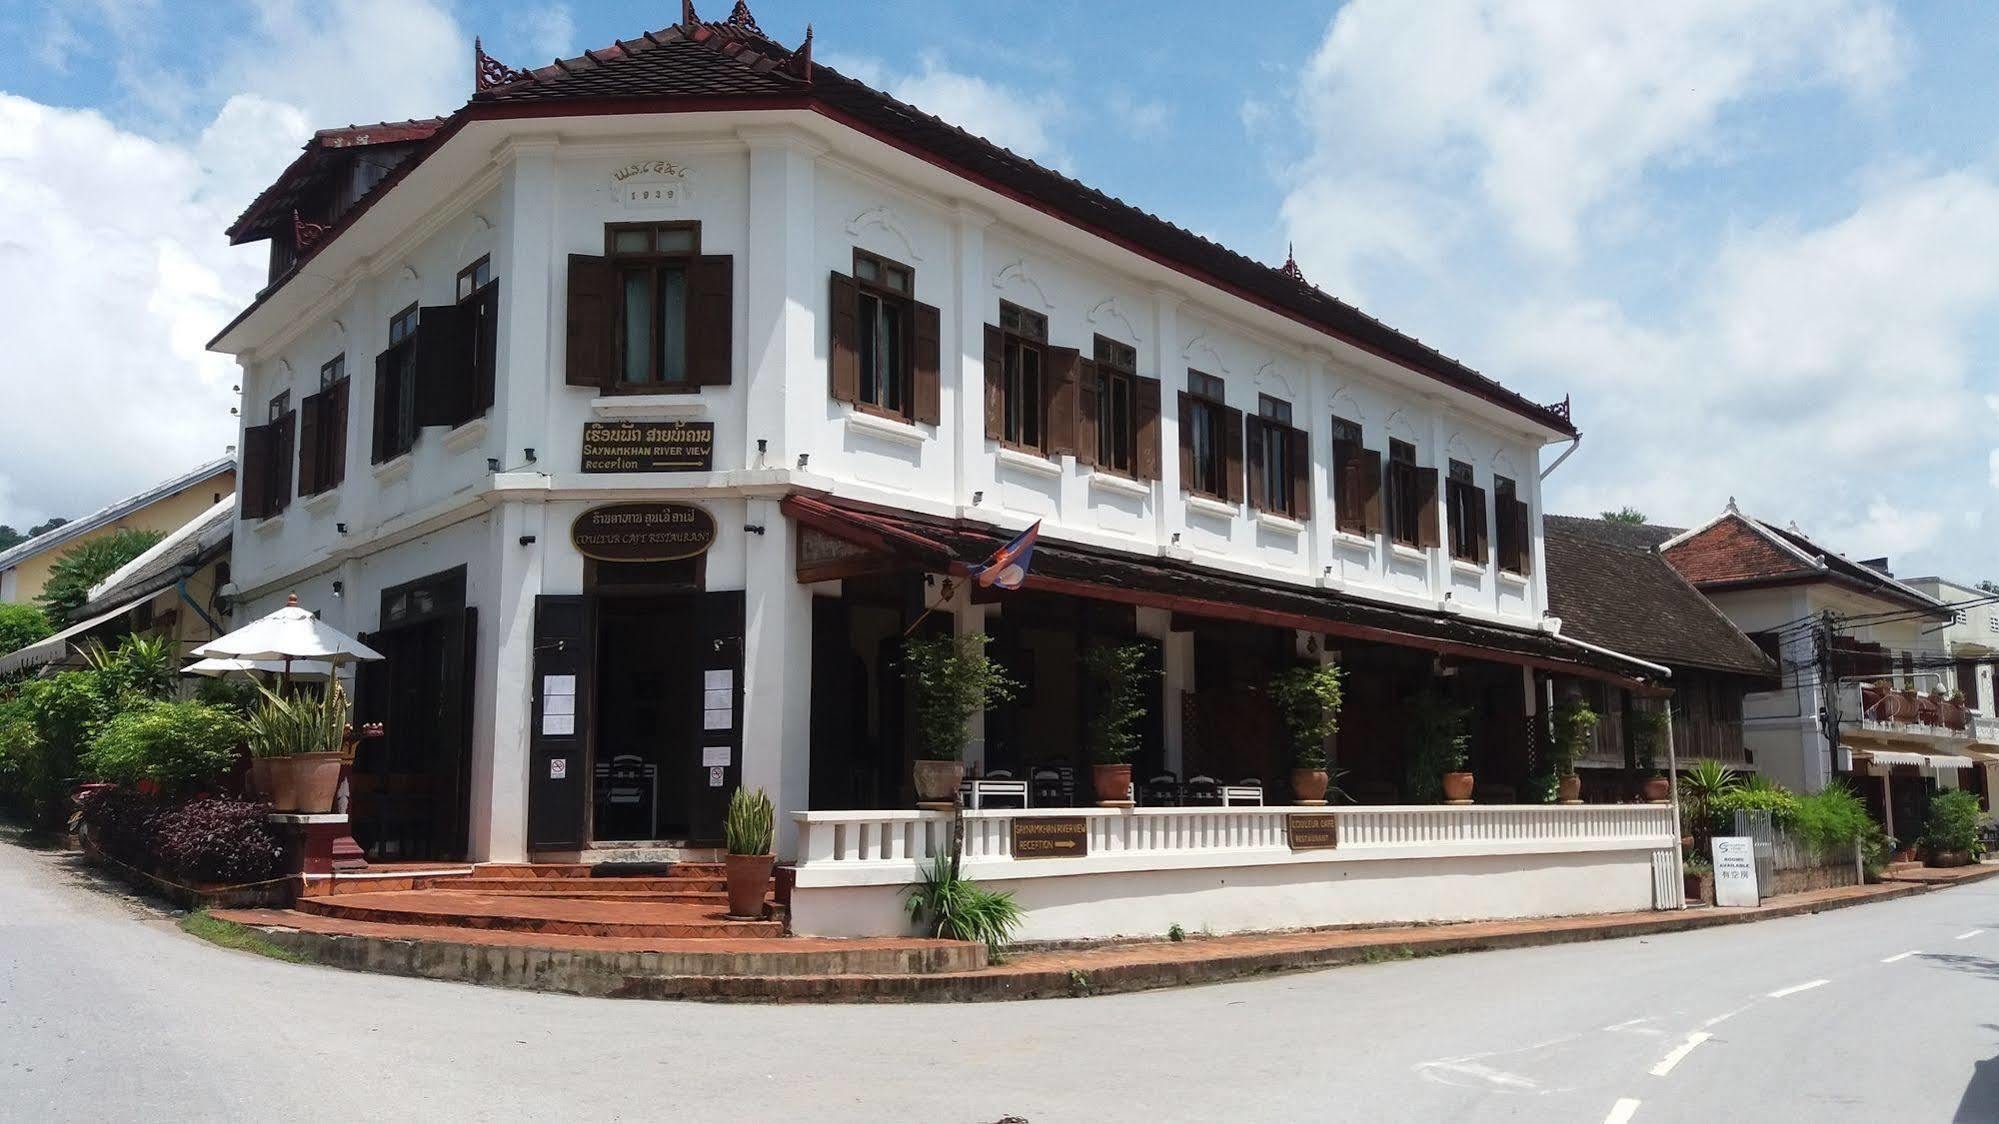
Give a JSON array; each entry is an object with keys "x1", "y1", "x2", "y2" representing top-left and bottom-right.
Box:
[{"x1": 179, "y1": 909, "x2": 310, "y2": 964}]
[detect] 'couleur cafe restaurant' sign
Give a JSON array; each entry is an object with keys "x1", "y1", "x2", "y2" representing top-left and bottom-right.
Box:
[{"x1": 571, "y1": 503, "x2": 717, "y2": 562}]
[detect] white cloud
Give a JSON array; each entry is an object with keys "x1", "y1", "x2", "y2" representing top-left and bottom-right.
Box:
[
  {"x1": 211, "y1": 0, "x2": 466, "y2": 128},
  {"x1": 1108, "y1": 89, "x2": 1169, "y2": 139},
  {"x1": 508, "y1": 4, "x2": 575, "y2": 63},
  {"x1": 824, "y1": 51, "x2": 1065, "y2": 165}
]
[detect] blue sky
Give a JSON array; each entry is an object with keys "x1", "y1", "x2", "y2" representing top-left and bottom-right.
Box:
[{"x1": 1, "y1": 1, "x2": 1993, "y2": 581}]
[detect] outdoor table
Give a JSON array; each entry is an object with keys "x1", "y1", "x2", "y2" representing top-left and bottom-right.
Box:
[
  {"x1": 1220, "y1": 784, "x2": 1264, "y2": 807},
  {"x1": 961, "y1": 777, "x2": 1029, "y2": 809}
]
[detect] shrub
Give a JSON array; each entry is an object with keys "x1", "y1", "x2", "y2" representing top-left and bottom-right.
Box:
[
  {"x1": 1547, "y1": 694, "x2": 1599, "y2": 779},
  {"x1": 907, "y1": 852, "x2": 1024, "y2": 957},
  {"x1": 152, "y1": 798, "x2": 283, "y2": 884},
  {"x1": 1083, "y1": 644, "x2": 1154, "y2": 766},
  {"x1": 1270, "y1": 663, "x2": 1344, "y2": 770},
  {"x1": 0, "y1": 603, "x2": 51, "y2": 655},
  {"x1": 1711, "y1": 783, "x2": 1800, "y2": 835},
  {"x1": 1792, "y1": 782, "x2": 1875, "y2": 861},
  {"x1": 34, "y1": 529, "x2": 162, "y2": 625},
  {"x1": 83, "y1": 701, "x2": 246, "y2": 798},
  {"x1": 82, "y1": 634, "x2": 179, "y2": 703},
  {"x1": 75, "y1": 785, "x2": 169, "y2": 866},
  {"x1": 1922, "y1": 789, "x2": 1984, "y2": 857},
  {"x1": 1404, "y1": 688, "x2": 1470, "y2": 803},
  {"x1": 1675, "y1": 759, "x2": 1740, "y2": 853},
  {"x1": 903, "y1": 634, "x2": 1018, "y2": 762},
  {"x1": 8, "y1": 672, "x2": 115, "y2": 825}
]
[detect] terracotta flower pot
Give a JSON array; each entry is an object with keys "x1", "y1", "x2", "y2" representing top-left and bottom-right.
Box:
[
  {"x1": 268, "y1": 755, "x2": 300, "y2": 812},
  {"x1": 724, "y1": 853, "x2": 776, "y2": 919},
  {"x1": 1442, "y1": 771, "x2": 1475, "y2": 804},
  {"x1": 290, "y1": 751, "x2": 344, "y2": 814},
  {"x1": 248, "y1": 757, "x2": 276, "y2": 802},
  {"x1": 1092, "y1": 763, "x2": 1133, "y2": 805},
  {"x1": 1292, "y1": 768, "x2": 1330, "y2": 805},
  {"x1": 912, "y1": 759, "x2": 965, "y2": 806},
  {"x1": 1642, "y1": 775, "x2": 1672, "y2": 804},
  {"x1": 1557, "y1": 775, "x2": 1583, "y2": 805}
]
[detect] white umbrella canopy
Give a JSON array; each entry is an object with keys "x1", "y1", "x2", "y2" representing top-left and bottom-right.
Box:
[
  {"x1": 191, "y1": 594, "x2": 382, "y2": 665},
  {"x1": 182, "y1": 657, "x2": 334, "y2": 680}
]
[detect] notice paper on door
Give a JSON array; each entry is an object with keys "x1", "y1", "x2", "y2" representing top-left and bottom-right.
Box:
[
  {"x1": 702, "y1": 745, "x2": 731, "y2": 767},
  {"x1": 543, "y1": 713, "x2": 574, "y2": 736},
  {"x1": 708, "y1": 765, "x2": 726, "y2": 787},
  {"x1": 703, "y1": 706, "x2": 732, "y2": 731}
]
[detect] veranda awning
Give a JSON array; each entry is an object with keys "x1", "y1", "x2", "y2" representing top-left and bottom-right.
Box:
[{"x1": 0, "y1": 594, "x2": 152, "y2": 676}]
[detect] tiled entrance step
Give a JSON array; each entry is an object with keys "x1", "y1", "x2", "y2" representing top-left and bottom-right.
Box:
[
  {"x1": 293, "y1": 890, "x2": 784, "y2": 939},
  {"x1": 309, "y1": 862, "x2": 730, "y2": 898}
]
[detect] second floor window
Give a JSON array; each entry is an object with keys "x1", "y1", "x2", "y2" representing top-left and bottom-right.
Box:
[
  {"x1": 614, "y1": 225, "x2": 695, "y2": 386},
  {"x1": 240, "y1": 390, "x2": 296, "y2": 520},
  {"x1": 997, "y1": 303, "x2": 1046, "y2": 450},
  {"x1": 1331, "y1": 415, "x2": 1381, "y2": 536},
  {"x1": 1494, "y1": 474, "x2": 1531, "y2": 574},
  {"x1": 298, "y1": 355, "x2": 349, "y2": 497},
  {"x1": 564, "y1": 224, "x2": 734, "y2": 391},
  {"x1": 829, "y1": 250, "x2": 940, "y2": 423},
  {"x1": 373, "y1": 303, "x2": 420, "y2": 463},
  {"x1": 1247, "y1": 394, "x2": 1308, "y2": 520},
  {"x1": 1446, "y1": 459, "x2": 1487, "y2": 563},
  {"x1": 1079, "y1": 336, "x2": 1162, "y2": 479},
  {"x1": 1384, "y1": 439, "x2": 1439, "y2": 549},
  {"x1": 1178, "y1": 371, "x2": 1241, "y2": 502}
]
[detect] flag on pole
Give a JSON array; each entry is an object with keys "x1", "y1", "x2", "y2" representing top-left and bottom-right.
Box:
[{"x1": 970, "y1": 521, "x2": 1040, "y2": 590}]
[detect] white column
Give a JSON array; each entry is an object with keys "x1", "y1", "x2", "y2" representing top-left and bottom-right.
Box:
[
  {"x1": 492, "y1": 136, "x2": 559, "y2": 471},
  {"x1": 475, "y1": 498, "x2": 544, "y2": 862},
  {"x1": 740, "y1": 128, "x2": 824, "y2": 471},
  {"x1": 956, "y1": 593, "x2": 991, "y2": 771},
  {"x1": 1427, "y1": 403, "x2": 1448, "y2": 602},
  {"x1": 1156, "y1": 612, "x2": 1193, "y2": 776},
  {"x1": 1151, "y1": 286, "x2": 1185, "y2": 548},
  {"x1": 1303, "y1": 351, "x2": 1331, "y2": 586},
  {"x1": 952, "y1": 204, "x2": 993, "y2": 509},
  {"x1": 741, "y1": 495, "x2": 815, "y2": 859}
]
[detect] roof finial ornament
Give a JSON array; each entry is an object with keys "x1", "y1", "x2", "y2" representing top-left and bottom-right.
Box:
[
  {"x1": 1726, "y1": 496, "x2": 1739, "y2": 512},
  {"x1": 789, "y1": 22, "x2": 815, "y2": 81},
  {"x1": 473, "y1": 36, "x2": 528, "y2": 91},
  {"x1": 1279, "y1": 241, "x2": 1306, "y2": 283},
  {"x1": 726, "y1": 0, "x2": 763, "y2": 34},
  {"x1": 293, "y1": 210, "x2": 330, "y2": 251},
  {"x1": 682, "y1": 1, "x2": 700, "y2": 27}
]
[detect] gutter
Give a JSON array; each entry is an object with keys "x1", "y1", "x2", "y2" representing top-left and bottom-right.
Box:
[
  {"x1": 1550, "y1": 629, "x2": 1673, "y2": 680},
  {"x1": 1540, "y1": 434, "x2": 1582, "y2": 480},
  {"x1": 176, "y1": 577, "x2": 223, "y2": 635}
]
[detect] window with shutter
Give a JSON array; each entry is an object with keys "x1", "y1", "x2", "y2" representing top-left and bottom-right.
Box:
[
  {"x1": 1222, "y1": 403, "x2": 1246, "y2": 505},
  {"x1": 1090, "y1": 336, "x2": 1140, "y2": 476},
  {"x1": 1385, "y1": 439, "x2": 1421, "y2": 546},
  {"x1": 297, "y1": 391, "x2": 321, "y2": 498},
  {"x1": 1331, "y1": 416, "x2": 1367, "y2": 534},
  {"x1": 1133, "y1": 375, "x2": 1162, "y2": 481},
  {"x1": 912, "y1": 299, "x2": 941, "y2": 425},
  {"x1": 1414, "y1": 466, "x2": 1441, "y2": 550},
  {"x1": 1249, "y1": 394, "x2": 1303, "y2": 519},
  {"x1": 1183, "y1": 371, "x2": 1229, "y2": 500},
  {"x1": 565, "y1": 254, "x2": 617, "y2": 388},
  {"x1": 830, "y1": 271, "x2": 860, "y2": 403},
  {"x1": 852, "y1": 248, "x2": 917, "y2": 419},
  {"x1": 456, "y1": 256, "x2": 498, "y2": 417},
  {"x1": 240, "y1": 421, "x2": 274, "y2": 519},
  {"x1": 997, "y1": 302, "x2": 1047, "y2": 451},
  {"x1": 1495, "y1": 475, "x2": 1529, "y2": 574},
  {"x1": 1045, "y1": 347, "x2": 1081, "y2": 456},
  {"x1": 603, "y1": 223, "x2": 701, "y2": 391},
  {"x1": 685, "y1": 254, "x2": 733, "y2": 386},
  {"x1": 373, "y1": 303, "x2": 420, "y2": 463},
  {"x1": 1446, "y1": 459, "x2": 1486, "y2": 563},
  {"x1": 415, "y1": 303, "x2": 473, "y2": 429},
  {"x1": 299, "y1": 355, "x2": 350, "y2": 496}
]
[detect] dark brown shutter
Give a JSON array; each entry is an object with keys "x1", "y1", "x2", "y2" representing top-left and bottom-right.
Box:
[
  {"x1": 325, "y1": 377, "x2": 349, "y2": 488},
  {"x1": 1045, "y1": 346, "x2": 1080, "y2": 456},
  {"x1": 270, "y1": 410, "x2": 295, "y2": 514},
  {"x1": 1289, "y1": 428, "x2": 1311, "y2": 520},
  {"x1": 416, "y1": 304, "x2": 471, "y2": 428},
  {"x1": 1222, "y1": 405, "x2": 1245, "y2": 504},
  {"x1": 1359, "y1": 449, "x2": 1384, "y2": 534},
  {"x1": 687, "y1": 254, "x2": 733, "y2": 386},
  {"x1": 829, "y1": 272, "x2": 859, "y2": 403},
  {"x1": 565, "y1": 253, "x2": 616, "y2": 389},
  {"x1": 240, "y1": 422, "x2": 273, "y2": 519},
  {"x1": 1414, "y1": 467, "x2": 1441, "y2": 549},
  {"x1": 1245, "y1": 418, "x2": 1268, "y2": 510},
  {"x1": 372, "y1": 350, "x2": 393, "y2": 463},
  {"x1": 1134, "y1": 377, "x2": 1162, "y2": 481},
  {"x1": 1470, "y1": 485, "x2": 1489, "y2": 560},
  {"x1": 296, "y1": 391, "x2": 322, "y2": 497},
  {"x1": 983, "y1": 325, "x2": 1005, "y2": 440},
  {"x1": 1176, "y1": 391, "x2": 1195, "y2": 490},
  {"x1": 1333, "y1": 442, "x2": 1359, "y2": 532},
  {"x1": 474, "y1": 284, "x2": 499, "y2": 414},
  {"x1": 1510, "y1": 498, "x2": 1533, "y2": 575},
  {"x1": 912, "y1": 299, "x2": 941, "y2": 425},
  {"x1": 1075, "y1": 364, "x2": 1101, "y2": 468}
]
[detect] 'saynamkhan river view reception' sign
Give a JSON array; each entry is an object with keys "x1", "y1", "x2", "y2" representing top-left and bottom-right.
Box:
[
  {"x1": 571, "y1": 503, "x2": 717, "y2": 563},
  {"x1": 581, "y1": 420, "x2": 715, "y2": 473}
]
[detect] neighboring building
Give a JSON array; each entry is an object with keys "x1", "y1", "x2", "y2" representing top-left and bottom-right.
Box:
[
  {"x1": 0, "y1": 498, "x2": 234, "y2": 677},
  {"x1": 1903, "y1": 576, "x2": 1999, "y2": 803},
  {"x1": 0, "y1": 459, "x2": 236, "y2": 606},
  {"x1": 1543, "y1": 515, "x2": 1779, "y2": 799},
  {"x1": 1660, "y1": 503, "x2": 1965, "y2": 843},
  {"x1": 206, "y1": 9, "x2": 1680, "y2": 938}
]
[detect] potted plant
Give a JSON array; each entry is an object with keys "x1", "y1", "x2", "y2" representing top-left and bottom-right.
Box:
[
  {"x1": 903, "y1": 633, "x2": 1018, "y2": 807},
  {"x1": 722, "y1": 786, "x2": 776, "y2": 919},
  {"x1": 247, "y1": 681, "x2": 349, "y2": 814},
  {"x1": 1549, "y1": 693, "x2": 1599, "y2": 804},
  {"x1": 1271, "y1": 663, "x2": 1345, "y2": 804},
  {"x1": 1921, "y1": 789, "x2": 1983, "y2": 868},
  {"x1": 1675, "y1": 758, "x2": 1740, "y2": 857},
  {"x1": 1081, "y1": 643, "x2": 1151, "y2": 805},
  {"x1": 1631, "y1": 706, "x2": 1671, "y2": 803},
  {"x1": 1405, "y1": 688, "x2": 1472, "y2": 804}
]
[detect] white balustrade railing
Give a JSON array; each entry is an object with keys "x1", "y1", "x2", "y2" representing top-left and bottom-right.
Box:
[{"x1": 792, "y1": 804, "x2": 1677, "y2": 883}]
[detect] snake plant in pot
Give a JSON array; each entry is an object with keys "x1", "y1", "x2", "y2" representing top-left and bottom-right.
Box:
[
  {"x1": 723, "y1": 786, "x2": 776, "y2": 919},
  {"x1": 246, "y1": 681, "x2": 350, "y2": 813}
]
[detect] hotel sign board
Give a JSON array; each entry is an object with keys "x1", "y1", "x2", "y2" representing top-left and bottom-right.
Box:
[
  {"x1": 571, "y1": 503, "x2": 716, "y2": 563},
  {"x1": 581, "y1": 420, "x2": 714, "y2": 473},
  {"x1": 1287, "y1": 813, "x2": 1339, "y2": 851},
  {"x1": 1011, "y1": 816, "x2": 1089, "y2": 859},
  {"x1": 1711, "y1": 836, "x2": 1759, "y2": 907}
]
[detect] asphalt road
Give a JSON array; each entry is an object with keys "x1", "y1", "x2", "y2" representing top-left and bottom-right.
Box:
[{"x1": 3, "y1": 835, "x2": 1995, "y2": 1124}]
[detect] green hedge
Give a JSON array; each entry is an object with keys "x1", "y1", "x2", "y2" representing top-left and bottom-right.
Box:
[{"x1": 82, "y1": 701, "x2": 247, "y2": 799}]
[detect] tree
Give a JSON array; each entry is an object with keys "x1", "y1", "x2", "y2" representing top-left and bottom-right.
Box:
[
  {"x1": 1601, "y1": 506, "x2": 1649, "y2": 524},
  {"x1": 1979, "y1": 580, "x2": 1998, "y2": 595},
  {"x1": 32, "y1": 529, "x2": 163, "y2": 625},
  {"x1": 0, "y1": 604, "x2": 52, "y2": 655},
  {"x1": 0, "y1": 517, "x2": 69, "y2": 552}
]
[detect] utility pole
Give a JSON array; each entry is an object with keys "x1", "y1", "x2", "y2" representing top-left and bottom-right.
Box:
[{"x1": 1819, "y1": 610, "x2": 1842, "y2": 787}]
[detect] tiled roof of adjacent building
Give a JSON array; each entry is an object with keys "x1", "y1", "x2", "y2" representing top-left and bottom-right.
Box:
[
  {"x1": 0, "y1": 458, "x2": 236, "y2": 575},
  {"x1": 81, "y1": 497, "x2": 234, "y2": 615},
  {"x1": 1658, "y1": 505, "x2": 1948, "y2": 616},
  {"x1": 218, "y1": 5, "x2": 1578, "y2": 437},
  {"x1": 226, "y1": 119, "x2": 447, "y2": 244},
  {"x1": 1544, "y1": 515, "x2": 1777, "y2": 679}
]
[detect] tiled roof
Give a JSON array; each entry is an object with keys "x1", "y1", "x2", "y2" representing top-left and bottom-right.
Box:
[
  {"x1": 1659, "y1": 508, "x2": 1948, "y2": 615},
  {"x1": 82, "y1": 498, "x2": 233, "y2": 613},
  {"x1": 222, "y1": 8, "x2": 1576, "y2": 437},
  {"x1": 1544, "y1": 515, "x2": 1777, "y2": 679},
  {"x1": 0, "y1": 458, "x2": 235, "y2": 574},
  {"x1": 226, "y1": 119, "x2": 446, "y2": 243}
]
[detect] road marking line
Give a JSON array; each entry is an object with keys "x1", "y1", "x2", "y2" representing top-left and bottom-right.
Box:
[
  {"x1": 1604, "y1": 1097, "x2": 1642, "y2": 1124},
  {"x1": 1882, "y1": 950, "x2": 1920, "y2": 963},
  {"x1": 1766, "y1": 978, "x2": 1830, "y2": 999},
  {"x1": 1956, "y1": 930, "x2": 1984, "y2": 941},
  {"x1": 1650, "y1": 1032, "x2": 1712, "y2": 1077}
]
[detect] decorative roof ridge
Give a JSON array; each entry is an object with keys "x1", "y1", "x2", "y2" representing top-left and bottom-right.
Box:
[
  {"x1": 477, "y1": 5, "x2": 807, "y2": 103},
  {"x1": 474, "y1": 36, "x2": 530, "y2": 92}
]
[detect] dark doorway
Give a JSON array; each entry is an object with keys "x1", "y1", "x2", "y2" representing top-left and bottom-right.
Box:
[
  {"x1": 352, "y1": 567, "x2": 475, "y2": 862},
  {"x1": 593, "y1": 596, "x2": 701, "y2": 841}
]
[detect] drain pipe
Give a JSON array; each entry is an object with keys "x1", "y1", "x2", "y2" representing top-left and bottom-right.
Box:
[
  {"x1": 177, "y1": 577, "x2": 222, "y2": 635},
  {"x1": 1540, "y1": 434, "x2": 1581, "y2": 481}
]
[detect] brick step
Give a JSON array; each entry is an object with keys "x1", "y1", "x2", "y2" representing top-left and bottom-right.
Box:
[
  {"x1": 294, "y1": 890, "x2": 785, "y2": 939},
  {"x1": 473, "y1": 889, "x2": 751, "y2": 905},
  {"x1": 471, "y1": 863, "x2": 594, "y2": 879},
  {"x1": 416, "y1": 875, "x2": 730, "y2": 894}
]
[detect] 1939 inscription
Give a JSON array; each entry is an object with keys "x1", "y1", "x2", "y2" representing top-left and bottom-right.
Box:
[
  {"x1": 1011, "y1": 816, "x2": 1089, "y2": 858},
  {"x1": 571, "y1": 503, "x2": 717, "y2": 563},
  {"x1": 582, "y1": 420, "x2": 714, "y2": 473},
  {"x1": 1287, "y1": 813, "x2": 1339, "y2": 851}
]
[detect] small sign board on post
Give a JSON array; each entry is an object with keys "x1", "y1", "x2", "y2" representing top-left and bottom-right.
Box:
[{"x1": 1711, "y1": 836, "x2": 1759, "y2": 907}]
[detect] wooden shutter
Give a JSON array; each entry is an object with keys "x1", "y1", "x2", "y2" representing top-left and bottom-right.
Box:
[
  {"x1": 687, "y1": 254, "x2": 734, "y2": 386},
  {"x1": 983, "y1": 325, "x2": 1005, "y2": 440},
  {"x1": 1245, "y1": 418, "x2": 1268, "y2": 510},
  {"x1": 268, "y1": 411, "x2": 295, "y2": 514},
  {"x1": 528, "y1": 595, "x2": 593, "y2": 851},
  {"x1": 911, "y1": 299, "x2": 941, "y2": 425},
  {"x1": 1359, "y1": 449, "x2": 1384, "y2": 535},
  {"x1": 1045, "y1": 346, "x2": 1081, "y2": 456},
  {"x1": 416, "y1": 304, "x2": 472, "y2": 428},
  {"x1": 1134, "y1": 377, "x2": 1162, "y2": 480},
  {"x1": 1176, "y1": 391, "x2": 1195, "y2": 490},
  {"x1": 1414, "y1": 467, "x2": 1441, "y2": 549},
  {"x1": 474, "y1": 284, "x2": 499, "y2": 414},
  {"x1": 1075, "y1": 364, "x2": 1101, "y2": 468},
  {"x1": 1222, "y1": 405, "x2": 1245, "y2": 504},
  {"x1": 1470, "y1": 485, "x2": 1489, "y2": 560},
  {"x1": 565, "y1": 253, "x2": 616, "y2": 389},
  {"x1": 829, "y1": 272, "x2": 859, "y2": 403},
  {"x1": 240, "y1": 422, "x2": 273, "y2": 519},
  {"x1": 1510, "y1": 498, "x2": 1533, "y2": 575},
  {"x1": 296, "y1": 391, "x2": 322, "y2": 497},
  {"x1": 371, "y1": 350, "x2": 393, "y2": 463},
  {"x1": 325, "y1": 377, "x2": 349, "y2": 488},
  {"x1": 1288, "y1": 428, "x2": 1311, "y2": 520}
]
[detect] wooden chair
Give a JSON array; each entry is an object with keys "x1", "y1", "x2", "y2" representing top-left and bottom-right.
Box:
[
  {"x1": 1030, "y1": 765, "x2": 1070, "y2": 807},
  {"x1": 1184, "y1": 775, "x2": 1222, "y2": 806},
  {"x1": 1139, "y1": 772, "x2": 1182, "y2": 806}
]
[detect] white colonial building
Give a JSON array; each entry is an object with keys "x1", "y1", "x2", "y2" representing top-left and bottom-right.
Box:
[{"x1": 210, "y1": 8, "x2": 1678, "y2": 939}]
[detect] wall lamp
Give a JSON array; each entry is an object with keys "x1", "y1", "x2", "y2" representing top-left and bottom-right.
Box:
[
  {"x1": 335, "y1": 523, "x2": 348, "y2": 535},
  {"x1": 487, "y1": 458, "x2": 502, "y2": 472},
  {"x1": 524, "y1": 448, "x2": 537, "y2": 463},
  {"x1": 745, "y1": 524, "x2": 766, "y2": 535},
  {"x1": 519, "y1": 534, "x2": 537, "y2": 546},
  {"x1": 972, "y1": 490, "x2": 984, "y2": 505},
  {"x1": 331, "y1": 581, "x2": 344, "y2": 598},
  {"x1": 796, "y1": 453, "x2": 810, "y2": 469}
]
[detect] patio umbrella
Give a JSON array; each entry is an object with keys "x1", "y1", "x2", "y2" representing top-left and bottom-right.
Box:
[
  {"x1": 182, "y1": 657, "x2": 334, "y2": 681},
  {"x1": 191, "y1": 593, "x2": 381, "y2": 682}
]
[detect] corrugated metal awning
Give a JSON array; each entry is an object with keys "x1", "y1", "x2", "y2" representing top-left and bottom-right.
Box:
[{"x1": 0, "y1": 595, "x2": 150, "y2": 675}]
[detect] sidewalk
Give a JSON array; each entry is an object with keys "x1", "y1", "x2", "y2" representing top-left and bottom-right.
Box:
[{"x1": 208, "y1": 875, "x2": 1986, "y2": 1003}]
